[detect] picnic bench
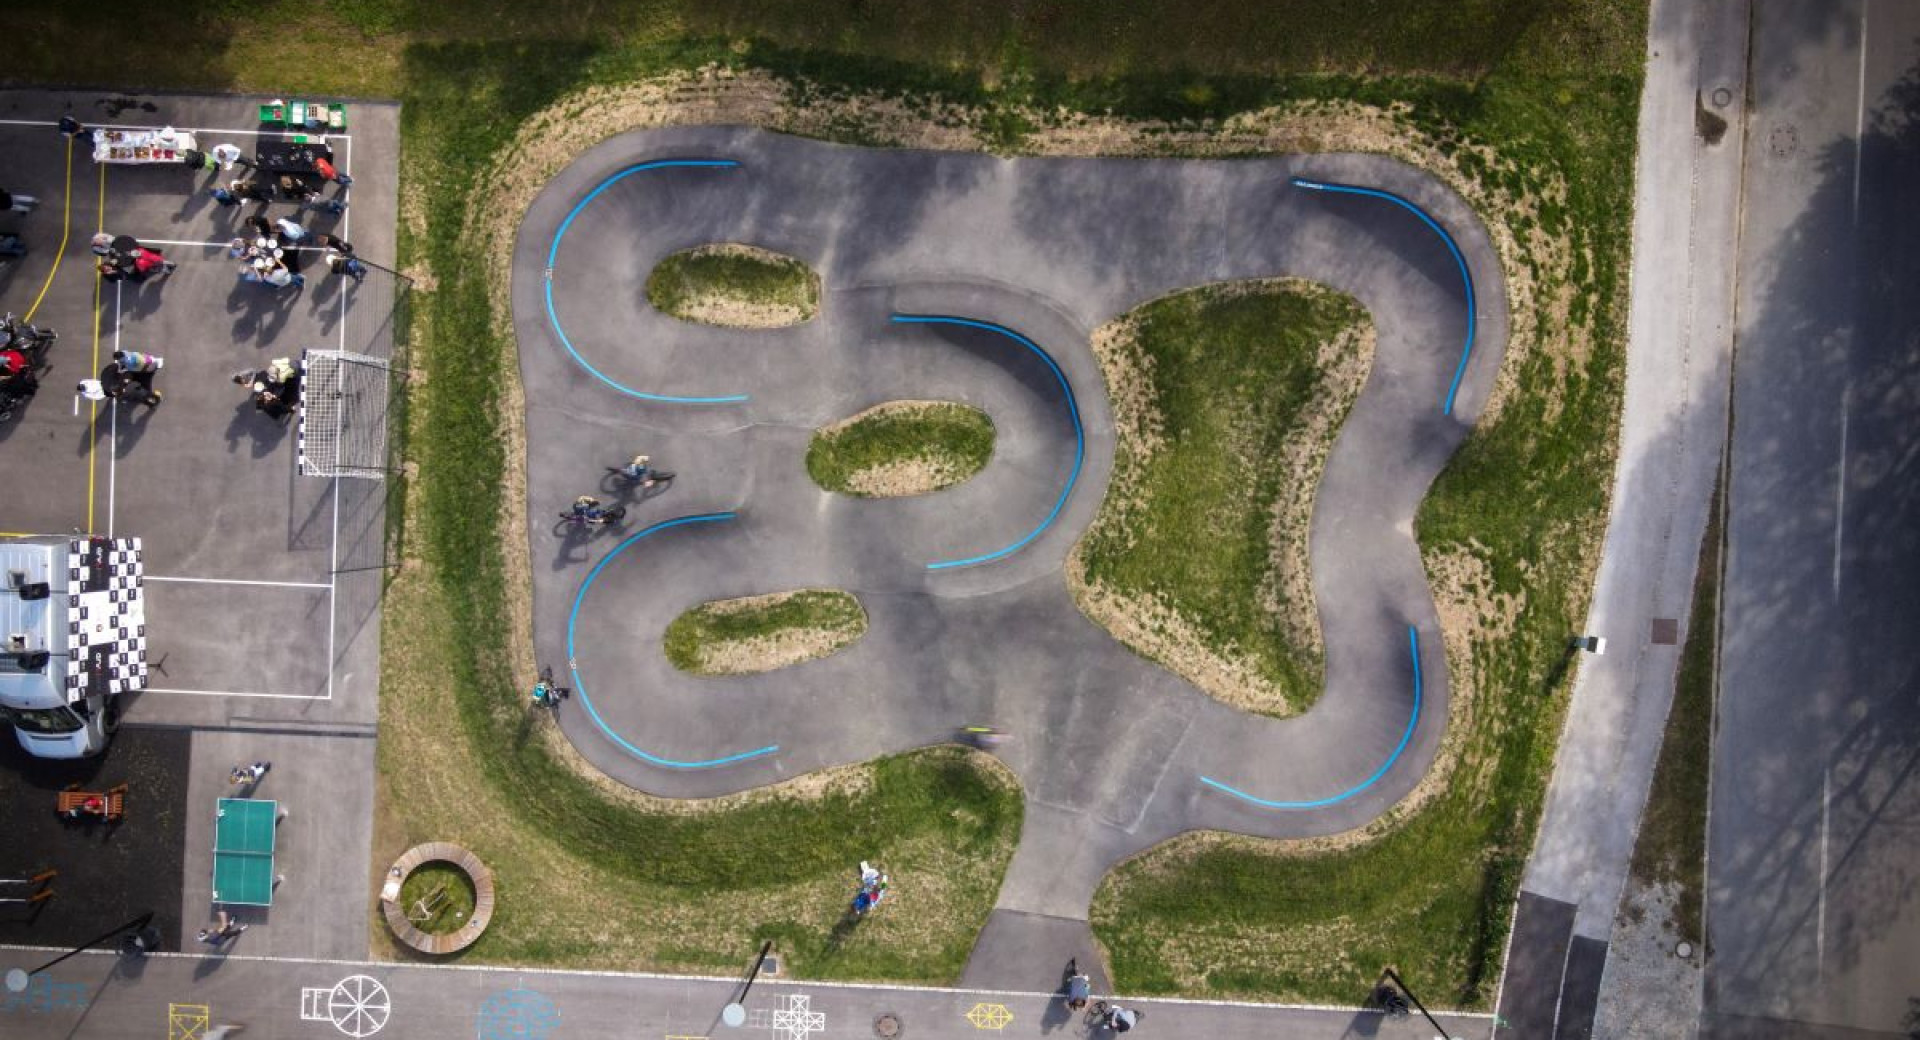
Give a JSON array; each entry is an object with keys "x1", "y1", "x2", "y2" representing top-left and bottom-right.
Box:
[{"x1": 57, "y1": 783, "x2": 126, "y2": 822}]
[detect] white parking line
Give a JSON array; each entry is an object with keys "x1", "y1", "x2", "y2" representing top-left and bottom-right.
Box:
[
  {"x1": 146, "y1": 575, "x2": 333, "y2": 590},
  {"x1": 144, "y1": 687, "x2": 329, "y2": 701}
]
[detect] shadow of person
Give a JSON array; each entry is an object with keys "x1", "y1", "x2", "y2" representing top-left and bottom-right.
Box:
[
  {"x1": 551, "y1": 521, "x2": 593, "y2": 570},
  {"x1": 223, "y1": 398, "x2": 290, "y2": 458}
]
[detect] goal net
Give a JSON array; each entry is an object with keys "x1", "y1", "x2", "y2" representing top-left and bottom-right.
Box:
[{"x1": 298, "y1": 348, "x2": 393, "y2": 479}]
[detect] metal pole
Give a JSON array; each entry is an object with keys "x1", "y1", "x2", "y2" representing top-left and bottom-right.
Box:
[
  {"x1": 5, "y1": 910, "x2": 153, "y2": 992},
  {"x1": 1383, "y1": 967, "x2": 1455, "y2": 1040},
  {"x1": 736, "y1": 940, "x2": 773, "y2": 1005}
]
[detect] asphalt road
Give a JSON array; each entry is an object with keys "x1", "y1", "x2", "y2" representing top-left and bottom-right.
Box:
[
  {"x1": 510, "y1": 129, "x2": 1509, "y2": 982},
  {"x1": 0, "y1": 945, "x2": 1496, "y2": 1040},
  {"x1": 1707, "y1": 1, "x2": 1920, "y2": 1036}
]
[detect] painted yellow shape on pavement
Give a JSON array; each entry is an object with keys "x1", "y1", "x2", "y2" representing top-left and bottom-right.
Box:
[
  {"x1": 168, "y1": 1003, "x2": 210, "y2": 1040},
  {"x1": 965, "y1": 1002, "x2": 1014, "y2": 1030}
]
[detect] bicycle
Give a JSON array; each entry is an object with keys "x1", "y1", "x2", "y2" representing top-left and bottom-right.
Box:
[
  {"x1": 1086, "y1": 1001, "x2": 1141, "y2": 1033},
  {"x1": 555, "y1": 504, "x2": 627, "y2": 532},
  {"x1": 532, "y1": 666, "x2": 572, "y2": 711}
]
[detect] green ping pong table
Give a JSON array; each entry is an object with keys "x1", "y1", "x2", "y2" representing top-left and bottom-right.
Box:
[{"x1": 212, "y1": 798, "x2": 278, "y2": 906}]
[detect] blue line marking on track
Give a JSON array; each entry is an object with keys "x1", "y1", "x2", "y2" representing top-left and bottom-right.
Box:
[
  {"x1": 545, "y1": 159, "x2": 750, "y2": 404},
  {"x1": 1290, "y1": 177, "x2": 1478, "y2": 416},
  {"x1": 889, "y1": 315, "x2": 1086, "y2": 571},
  {"x1": 565, "y1": 512, "x2": 780, "y2": 769},
  {"x1": 1198, "y1": 626, "x2": 1424, "y2": 810}
]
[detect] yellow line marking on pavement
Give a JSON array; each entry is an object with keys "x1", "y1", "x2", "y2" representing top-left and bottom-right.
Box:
[
  {"x1": 168, "y1": 1002, "x2": 210, "y2": 1039},
  {"x1": 21, "y1": 135, "x2": 73, "y2": 323},
  {"x1": 965, "y1": 1002, "x2": 1014, "y2": 1029}
]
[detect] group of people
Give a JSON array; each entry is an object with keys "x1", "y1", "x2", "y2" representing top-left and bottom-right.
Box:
[
  {"x1": 77, "y1": 350, "x2": 167, "y2": 408},
  {"x1": 228, "y1": 216, "x2": 364, "y2": 290},
  {"x1": 232, "y1": 356, "x2": 304, "y2": 420},
  {"x1": 92, "y1": 232, "x2": 177, "y2": 281}
]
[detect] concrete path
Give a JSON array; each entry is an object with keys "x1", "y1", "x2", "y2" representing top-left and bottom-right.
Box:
[
  {"x1": 1503, "y1": 0, "x2": 1748, "y2": 1036},
  {"x1": 0, "y1": 944, "x2": 1497, "y2": 1040},
  {"x1": 510, "y1": 128, "x2": 1509, "y2": 984}
]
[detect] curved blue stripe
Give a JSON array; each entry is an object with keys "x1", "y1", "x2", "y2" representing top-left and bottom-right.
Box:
[
  {"x1": 545, "y1": 160, "x2": 751, "y2": 404},
  {"x1": 1199, "y1": 626, "x2": 1423, "y2": 809},
  {"x1": 889, "y1": 315, "x2": 1086, "y2": 570},
  {"x1": 1290, "y1": 177, "x2": 1477, "y2": 416},
  {"x1": 564, "y1": 512, "x2": 779, "y2": 769}
]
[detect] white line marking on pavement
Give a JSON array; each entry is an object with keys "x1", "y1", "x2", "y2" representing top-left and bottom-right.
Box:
[
  {"x1": 1853, "y1": 0, "x2": 1870, "y2": 223},
  {"x1": 1833, "y1": 385, "x2": 1849, "y2": 598},
  {"x1": 0, "y1": 118, "x2": 352, "y2": 141},
  {"x1": 328, "y1": 478, "x2": 339, "y2": 703},
  {"x1": 144, "y1": 687, "x2": 328, "y2": 700},
  {"x1": 146, "y1": 575, "x2": 333, "y2": 590},
  {"x1": 1818, "y1": 765, "x2": 1831, "y2": 978},
  {"x1": 109, "y1": 281, "x2": 121, "y2": 538}
]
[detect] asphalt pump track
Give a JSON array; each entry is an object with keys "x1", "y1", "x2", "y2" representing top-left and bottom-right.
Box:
[{"x1": 511, "y1": 126, "x2": 1508, "y2": 988}]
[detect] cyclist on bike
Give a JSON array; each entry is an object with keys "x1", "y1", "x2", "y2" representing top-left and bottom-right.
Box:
[
  {"x1": 622, "y1": 454, "x2": 656, "y2": 485},
  {"x1": 1103, "y1": 1005, "x2": 1137, "y2": 1032},
  {"x1": 570, "y1": 495, "x2": 607, "y2": 522}
]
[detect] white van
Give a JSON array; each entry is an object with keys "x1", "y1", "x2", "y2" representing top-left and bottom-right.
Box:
[{"x1": 0, "y1": 535, "x2": 146, "y2": 758}]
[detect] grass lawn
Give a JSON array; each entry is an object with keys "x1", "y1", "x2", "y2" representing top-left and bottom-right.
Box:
[
  {"x1": 645, "y1": 243, "x2": 821, "y2": 327},
  {"x1": 1073, "y1": 281, "x2": 1367, "y2": 717},
  {"x1": 807, "y1": 401, "x2": 996, "y2": 497},
  {"x1": 1627, "y1": 482, "x2": 1720, "y2": 943},
  {"x1": 664, "y1": 589, "x2": 869, "y2": 675},
  {"x1": 1, "y1": 0, "x2": 1645, "y2": 1001}
]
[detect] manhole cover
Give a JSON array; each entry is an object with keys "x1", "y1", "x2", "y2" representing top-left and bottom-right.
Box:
[
  {"x1": 1651, "y1": 618, "x2": 1679, "y2": 645},
  {"x1": 761, "y1": 954, "x2": 780, "y2": 976},
  {"x1": 1770, "y1": 123, "x2": 1799, "y2": 158},
  {"x1": 1711, "y1": 86, "x2": 1733, "y2": 108},
  {"x1": 874, "y1": 1012, "x2": 904, "y2": 1038},
  {"x1": 1676, "y1": 941, "x2": 1694, "y2": 959}
]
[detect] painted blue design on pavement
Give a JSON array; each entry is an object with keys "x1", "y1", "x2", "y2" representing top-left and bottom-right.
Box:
[
  {"x1": 545, "y1": 159, "x2": 750, "y2": 404},
  {"x1": 478, "y1": 988, "x2": 561, "y2": 1040},
  {"x1": 566, "y1": 513, "x2": 779, "y2": 768},
  {"x1": 1290, "y1": 177, "x2": 1478, "y2": 416},
  {"x1": 0, "y1": 975, "x2": 89, "y2": 1014},
  {"x1": 1199, "y1": 625, "x2": 1424, "y2": 809},
  {"x1": 889, "y1": 315, "x2": 1086, "y2": 570}
]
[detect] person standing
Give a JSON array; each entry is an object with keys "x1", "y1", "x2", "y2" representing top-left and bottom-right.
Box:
[
  {"x1": 179, "y1": 148, "x2": 218, "y2": 174},
  {"x1": 211, "y1": 143, "x2": 248, "y2": 170},
  {"x1": 312, "y1": 155, "x2": 353, "y2": 188},
  {"x1": 196, "y1": 910, "x2": 247, "y2": 946},
  {"x1": 315, "y1": 234, "x2": 366, "y2": 284}
]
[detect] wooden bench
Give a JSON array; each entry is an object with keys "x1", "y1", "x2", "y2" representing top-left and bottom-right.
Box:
[{"x1": 57, "y1": 783, "x2": 127, "y2": 822}]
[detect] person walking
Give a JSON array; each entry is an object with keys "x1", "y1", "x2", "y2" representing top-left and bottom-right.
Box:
[
  {"x1": 112, "y1": 351, "x2": 165, "y2": 404},
  {"x1": 203, "y1": 1024, "x2": 246, "y2": 1039},
  {"x1": 0, "y1": 189, "x2": 37, "y2": 214},
  {"x1": 228, "y1": 761, "x2": 271, "y2": 788},
  {"x1": 179, "y1": 148, "x2": 219, "y2": 174}
]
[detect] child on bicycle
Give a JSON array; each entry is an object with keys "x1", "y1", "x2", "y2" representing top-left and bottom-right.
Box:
[
  {"x1": 622, "y1": 454, "x2": 657, "y2": 487},
  {"x1": 571, "y1": 495, "x2": 606, "y2": 521}
]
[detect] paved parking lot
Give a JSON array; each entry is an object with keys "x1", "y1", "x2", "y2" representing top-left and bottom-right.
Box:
[{"x1": 0, "y1": 89, "x2": 398, "y2": 958}]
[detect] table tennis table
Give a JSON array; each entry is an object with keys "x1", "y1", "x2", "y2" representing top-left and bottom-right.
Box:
[{"x1": 211, "y1": 798, "x2": 278, "y2": 906}]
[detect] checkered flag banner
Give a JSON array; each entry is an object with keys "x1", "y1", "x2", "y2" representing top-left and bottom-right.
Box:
[{"x1": 299, "y1": 348, "x2": 393, "y2": 479}]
